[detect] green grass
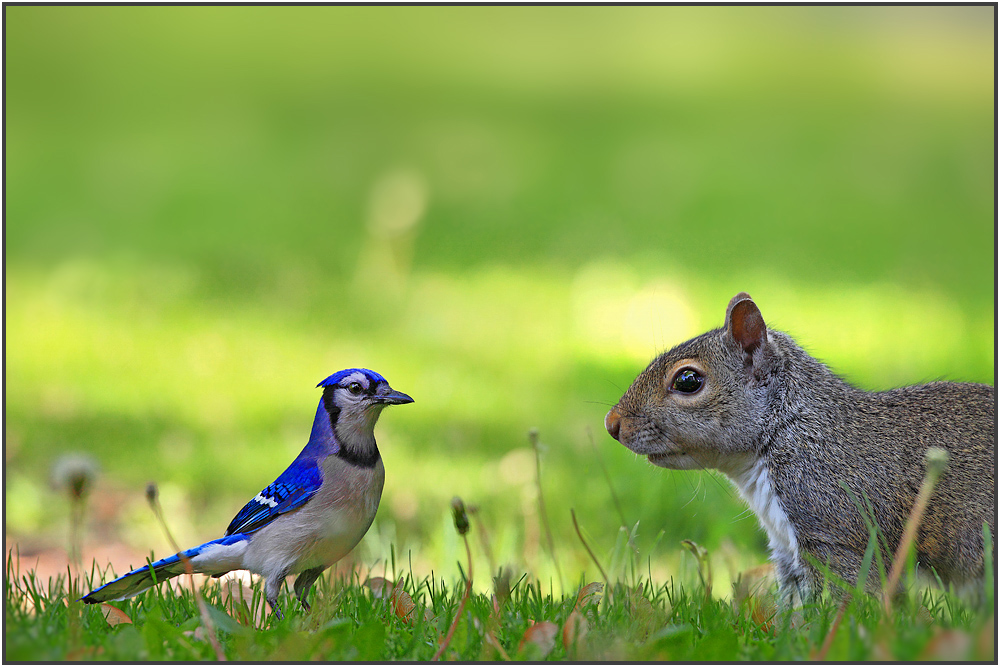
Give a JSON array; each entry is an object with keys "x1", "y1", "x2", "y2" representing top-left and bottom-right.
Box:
[{"x1": 5, "y1": 542, "x2": 995, "y2": 661}]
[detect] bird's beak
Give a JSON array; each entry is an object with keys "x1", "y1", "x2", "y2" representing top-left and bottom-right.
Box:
[{"x1": 377, "y1": 390, "x2": 414, "y2": 405}]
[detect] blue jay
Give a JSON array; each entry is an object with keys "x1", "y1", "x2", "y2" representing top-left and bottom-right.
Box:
[{"x1": 81, "y1": 368, "x2": 412, "y2": 619}]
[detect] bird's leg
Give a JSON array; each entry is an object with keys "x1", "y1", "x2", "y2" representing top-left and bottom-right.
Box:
[
  {"x1": 265, "y1": 573, "x2": 287, "y2": 620},
  {"x1": 293, "y1": 567, "x2": 325, "y2": 612}
]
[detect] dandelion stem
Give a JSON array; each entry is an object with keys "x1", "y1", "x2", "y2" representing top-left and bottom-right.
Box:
[
  {"x1": 147, "y1": 483, "x2": 226, "y2": 660},
  {"x1": 883, "y1": 447, "x2": 949, "y2": 615},
  {"x1": 433, "y1": 498, "x2": 475, "y2": 661},
  {"x1": 570, "y1": 509, "x2": 611, "y2": 599},
  {"x1": 530, "y1": 429, "x2": 563, "y2": 594}
]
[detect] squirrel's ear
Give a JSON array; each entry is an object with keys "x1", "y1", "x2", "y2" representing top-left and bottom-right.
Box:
[{"x1": 725, "y1": 293, "x2": 766, "y2": 356}]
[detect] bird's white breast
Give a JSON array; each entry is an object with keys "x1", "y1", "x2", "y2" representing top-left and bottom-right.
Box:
[{"x1": 242, "y1": 455, "x2": 385, "y2": 580}]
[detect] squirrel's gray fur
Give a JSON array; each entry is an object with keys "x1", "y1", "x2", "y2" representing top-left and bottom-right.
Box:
[{"x1": 606, "y1": 292, "x2": 996, "y2": 602}]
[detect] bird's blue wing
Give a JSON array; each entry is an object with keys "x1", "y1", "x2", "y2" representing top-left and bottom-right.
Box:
[{"x1": 225, "y1": 457, "x2": 323, "y2": 536}]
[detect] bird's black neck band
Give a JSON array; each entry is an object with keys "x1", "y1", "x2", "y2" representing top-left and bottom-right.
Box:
[{"x1": 336, "y1": 444, "x2": 381, "y2": 469}]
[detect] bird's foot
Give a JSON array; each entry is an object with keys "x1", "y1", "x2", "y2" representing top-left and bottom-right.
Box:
[
  {"x1": 293, "y1": 567, "x2": 323, "y2": 614},
  {"x1": 267, "y1": 598, "x2": 284, "y2": 621}
]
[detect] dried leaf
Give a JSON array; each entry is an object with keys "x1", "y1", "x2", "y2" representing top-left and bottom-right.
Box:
[
  {"x1": 575, "y1": 582, "x2": 603, "y2": 610},
  {"x1": 562, "y1": 609, "x2": 589, "y2": 649},
  {"x1": 919, "y1": 628, "x2": 973, "y2": 661},
  {"x1": 732, "y1": 563, "x2": 774, "y2": 601},
  {"x1": 474, "y1": 616, "x2": 512, "y2": 661},
  {"x1": 391, "y1": 581, "x2": 416, "y2": 624},
  {"x1": 364, "y1": 577, "x2": 419, "y2": 624},
  {"x1": 519, "y1": 620, "x2": 558, "y2": 658},
  {"x1": 913, "y1": 604, "x2": 935, "y2": 625},
  {"x1": 493, "y1": 568, "x2": 512, "y2": 609},
  {"x1": 364, "y1": 576, "x2": 395, "y2": 600},
  {"x1": 977, "y1": 618, "x2": 996, "y2": 661},
  {"x1": 626, "y1": 587, "x2": 659, "y2": 639},
  {"x1": 182, "y1": 626, "x2": 209, "y2": 642},
  {"x1": 221, "y1": 576, "x2": 260, "y2": 628},
  {"x1": 100, "y1": 604, "x2": 132, "y2": 626},
  {"x1": 745, "y1": 595, "x2": 777, "y2": 632},
  {"x1": 870, "y1": 638, "x2": 893, "y2": 662},
  {"x1": 733, "y1": 564, "x2": 777, "y2": 632},
  {"x1": 231, "y1": 598, "x2": 254, "y2": 629}
]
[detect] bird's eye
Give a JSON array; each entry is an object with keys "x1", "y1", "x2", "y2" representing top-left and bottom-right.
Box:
[
  {"x1": 347, "y1": 382, "x2": 364, "y2": 395},
  {"x1": 671, "y1": 369, "x2": 704, "y2": 394}
]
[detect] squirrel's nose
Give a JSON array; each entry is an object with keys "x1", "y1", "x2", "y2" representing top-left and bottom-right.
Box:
[{"x1": 605, "y1": 409, "x2": 621, "y2": 441}]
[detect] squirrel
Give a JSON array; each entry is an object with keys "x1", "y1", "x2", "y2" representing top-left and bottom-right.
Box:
[{"x1": 605, "y1": 291, "x2": 996, "y2": 602}]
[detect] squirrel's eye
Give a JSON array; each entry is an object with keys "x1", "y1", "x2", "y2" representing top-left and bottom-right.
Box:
[
  {"x1": 347, "y1": 382, "x2": 364, "y2": 395},
  {"x1": 671, "y1": 369, "x2": 704, "y2": 394}
]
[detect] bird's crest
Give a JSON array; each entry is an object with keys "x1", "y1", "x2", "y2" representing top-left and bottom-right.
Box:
[{"x1": 317, "y1": 368, "x2": 386, "y2": 389}]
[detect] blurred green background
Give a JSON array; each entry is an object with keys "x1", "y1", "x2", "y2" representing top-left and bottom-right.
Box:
[{"x1": 5, "y1": 6, "x2": 995, "y2": 595}]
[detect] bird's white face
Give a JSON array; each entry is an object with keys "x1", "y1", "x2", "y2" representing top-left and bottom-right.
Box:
[
  {"x1": 333, "y1": 371, "x2": 385, "y2": 435},
  {"x1": 328, "y1": 371, "x2": 413, "y2": 452}
]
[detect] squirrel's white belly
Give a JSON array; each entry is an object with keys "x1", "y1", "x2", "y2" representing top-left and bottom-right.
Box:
[{"x1": 726, "y1": 457, "x2": 805, "y2": 593}]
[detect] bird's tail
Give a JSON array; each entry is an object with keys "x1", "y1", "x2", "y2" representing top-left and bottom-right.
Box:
[{"x1": 80, "y1": 534, "x2": 249, "y2": 604}]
